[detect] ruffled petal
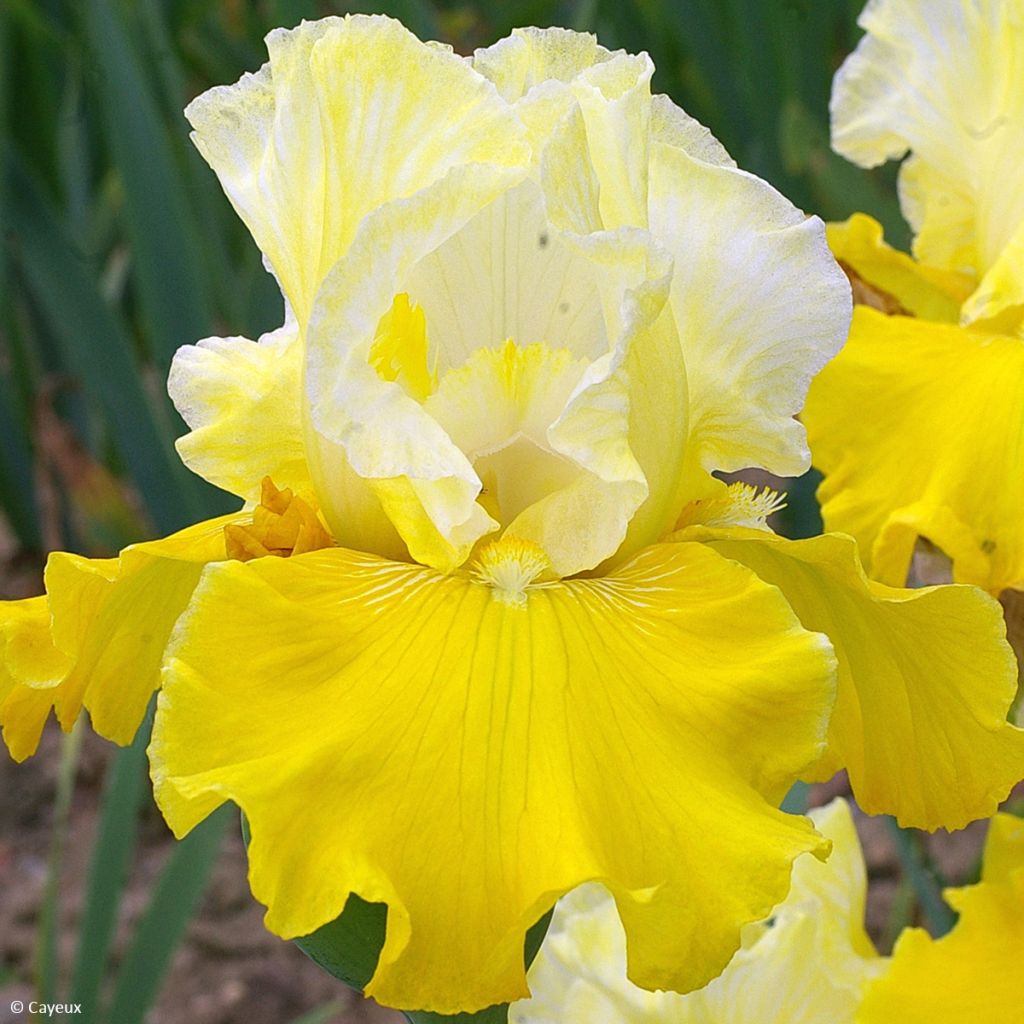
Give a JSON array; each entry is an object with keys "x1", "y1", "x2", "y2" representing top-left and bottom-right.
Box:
[
  {"x1": 684, "y1": 527, "x2": 1024, "y2": 830},
  {"x1": 804, "y1": 307, "x2": 1024, "y2": 594},
  {"x1": 168, "y1": 321, "x2": 315, "y2": 504},
  {"x1": 858, "y1": 813, "x2": 1024, "y2": 1023},
  {"x1": 152, "y1": 540, "x2": 835, "y2": 1012},
  {"x1": 826, "y1": 214, "x2": 972, "y2": 323},
  {"x1": 186, "y1": 15, "x2": 528, "y2": 323},
  {"x1": 0, "y1": 597, "x2": 68, "y2": 761},
  {"x1": 831, "y1": 0, "x2": 1024, "y2": 327},
  {"x1": 45, "y1": 516, "x2": 239, "y2": 745},
  {"x1": 512, "y1": 799, "x2": 883, "y2": 1024},
  {"x1": 648, "y1": 139, "x2": 851, "y2": 478}
]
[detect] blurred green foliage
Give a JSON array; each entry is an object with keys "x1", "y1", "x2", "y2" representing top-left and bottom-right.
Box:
[
  {"x1": 0, "y1": 2, "x2": 913, "y2": 1021},
  {"x1": 0, "y1": 0, "x2": 904, "y2": 568}
]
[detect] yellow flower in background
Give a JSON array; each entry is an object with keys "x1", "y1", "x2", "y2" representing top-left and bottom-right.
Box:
[
  {"x1": 803, "y1": 0, "x2": 1024, "y2": 598},
  {"x1": 858, "y1": 813, "x2": 1024, "y2": 1022},
  {"x1": 0, "y1": 15, "x2": 1021, "y2": 1014},
  {"x1": 511, "y1": 798, "x2": 886, "y2": 1024}
]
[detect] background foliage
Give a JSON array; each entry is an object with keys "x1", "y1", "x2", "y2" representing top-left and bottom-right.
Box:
[{"x1": 0, "y1": 2, "x2": 912, "y2": 1022}]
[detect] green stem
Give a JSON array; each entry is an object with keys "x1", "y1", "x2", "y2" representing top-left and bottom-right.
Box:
[
  {"x1": 883, "y1": 817, "x2": 957, "y2": 937},
  {"x1": 35, "y1": 718, "x2": 85, "y2": 1004}
]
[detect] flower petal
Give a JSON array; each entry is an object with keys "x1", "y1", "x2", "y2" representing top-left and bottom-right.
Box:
[
  {"x1": 512, "y1": 799, "x2": 882, "y2": 1024},
  {"x1": 686, "y1": 527, "x2": 1024, "y2": 830},
  {"x1": 826, "y1": 213, "x2": 972, "y2": 323},
  {"x1": 648, "y1": 138, "x2": 851, "y2": 478},
  {"x1": 858, "y1": 812, "x2": 1024, "y2": 1023},
  {"x1": 152, "y1": 541, "x2": 834, "y2": 1012},
  {"x1": 0, "y1": 597, "x2": 68, "y2": 761},
  {"x1": 831, "y1": 0, "x2": 1024, "y2": 327},
  {"x1": 43, "y1": 515, "x2": 237, "y2": 746},
  {"x1": 804, "y1": 307, "x2": 1024, "y2": 594},
  {"x1": 186, "y1": 15, "x2": 528, "y2": 324},
  {"x1": 168, "y1": 321, "x2": 314, "y2": 504}
]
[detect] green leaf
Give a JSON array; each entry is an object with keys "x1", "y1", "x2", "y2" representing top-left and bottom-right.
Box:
[
  {"x1": 35, "y1": 719, "x2": 85, "y2": 1006},
  {"x1": 4, "y1": 148, "x2": 219, "y2": 532},
  {"x1": 103, "y1": 805, "x2": 233, "y2": 1024},
  {"x1": 79, "y1": 0, "x2": 214, "y2": 371},
  {"x1": 70, "y1": 709, "x2": 153, "y2": 1023},
  {"x1": 294, "y1": 894, "x2": 389, "y2": 994}
]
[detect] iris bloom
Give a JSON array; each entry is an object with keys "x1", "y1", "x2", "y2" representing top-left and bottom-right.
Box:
[
  {"x1": 803, "y1": 0, "x2": 1024, "y2": 603},
  {"x1": 859, "y1": 812, "x2": 1024, "y2": 1022},
  {"x1": 511, "y1": 798, "x2": 886, "y2": 1023},
  {"x1": 0, "y1": 17, "x2": 1021, "y2": 1014}
]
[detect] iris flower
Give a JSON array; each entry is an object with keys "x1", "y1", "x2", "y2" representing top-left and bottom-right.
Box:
[
  {"x1": 803, "y1": 0, "x2": 1024, "y2": 602},
  {"x1": 511, "y1": 798, "x2": 886, "y2": 1023},
  {"x1": 1, "y1": 17, "x2": 1021, "y2": 1014}
]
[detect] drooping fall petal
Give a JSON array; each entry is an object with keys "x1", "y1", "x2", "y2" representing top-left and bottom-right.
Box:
[
  {"x1": 683, "y1": 527, "x2": 1024, "y2": 830},
  {"x1": 151, "y1": 540, "x2": 835, "y2": 1012},
  {"x1": 804, "y1": 307, "x2": 1024, "y2": 595}
]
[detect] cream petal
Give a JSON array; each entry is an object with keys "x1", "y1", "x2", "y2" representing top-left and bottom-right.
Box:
[
  {"x1": 186, "y1": 14, "x2": 528, "y2": 323},
  {"x1": 831, "y1": 0, "x2": 1024, "y2": 325},
  {"x1": 649, "y1": 142, "x2": 851, "y2": 477}
]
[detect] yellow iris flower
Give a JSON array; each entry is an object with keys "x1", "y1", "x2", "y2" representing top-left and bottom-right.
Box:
[
  {"x1": 804, "y1": 0, "x2": 1024, "y2": 600},
  {"x1": 858, "y1": 813, "x2": 1024, "y2": 1022},
  {"x1": 511, "y1": 798, "x2": 886, "y2": 1023},
  {"x1": 1, "y1": 16, "x2": 1022, "y2": 1014}
]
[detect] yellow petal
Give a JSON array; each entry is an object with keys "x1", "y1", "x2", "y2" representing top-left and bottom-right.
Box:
[
  {"x1": 0, "y1": 597, "x2": 68, "y2": 761},
  {"x1": 168, "y1": 321, "x2": 314, "y2": 504},
  {"x1": 187, "y1": 15, "x2": 528, "y2": 324},
  {"x1": 826, "y1": 213, "x2": 972, "y2": 322},
  {"x1": 831, "y1": 0, "x2": 1024, "y2": 327},
  {"x1": 43, "y1": 515, "x2": 237, "y2": 746},
  {"x1": 684, "y1": 527, "x2": 1024, "y2": 830},
  {"x1": 804, "y1": 307, "x2": 1024, "y2": 594},
  {"x1": 858, "y1": 812, "x2": 1024, "y2": 1023},
  {"x1": 648, "y1": 138, "x2": 851, "y2": 478},
  {"x1": 152, "y1": 541, "x2": 835, "y2": 1012},
  {"x1": 513, "y1": 799, "x2": 883, "y2": 1024}
]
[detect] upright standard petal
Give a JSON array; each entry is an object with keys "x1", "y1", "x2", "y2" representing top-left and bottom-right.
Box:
[
  {"x1": 152, "y1": 540, "x2": 835, "y2": 1013},
  {"x1": 858, "y1": 813, "x2": 1024, "y2": 1023},
  {"x1": 683, "y1": 527, "x2": 1024, "y2": 830},
  {"x1": 512, "y1": 799, "x2": 884, "y2": 1024},
  {"x1": 831, "y1": 0, "x2": 1024, "y2": 327},
  {"x1": 186, "y1": 15, "x2": 529, "y2": 324},
  {"x1": 804, "y1": 308, "x2": 1024, "y2": 595},
  {"x1": 648, "y1": 137, "x2": 850, "y2": 480}
]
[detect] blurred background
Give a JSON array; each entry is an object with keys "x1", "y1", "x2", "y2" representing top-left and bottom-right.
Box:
[{"x1": 0, "y1": 2, "x2": 923, "y2": 1023}]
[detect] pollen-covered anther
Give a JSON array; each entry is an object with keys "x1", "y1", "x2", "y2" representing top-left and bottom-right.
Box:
[
  {"x1": 225, "y1": 477, "x2": 333, "y2": 562},
  {"x1": 472, "y1": 536, "x2": 553, "y2": 606}
]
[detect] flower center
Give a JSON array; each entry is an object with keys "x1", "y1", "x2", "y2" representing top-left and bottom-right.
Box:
[{"x1": 472, "y1": 536, "x2": 551, "y2": 606}]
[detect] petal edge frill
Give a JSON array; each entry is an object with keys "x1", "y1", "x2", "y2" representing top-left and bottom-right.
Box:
[
  {"x1": 151, "y1": 541, "x2": 835, "y2": 1012},
  {"x1": 685, "y1": 527, "x2": 1024, "y2": 831},
  {"x1": 46, "y1": 515, "x2": 238, "y2": 748}
]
